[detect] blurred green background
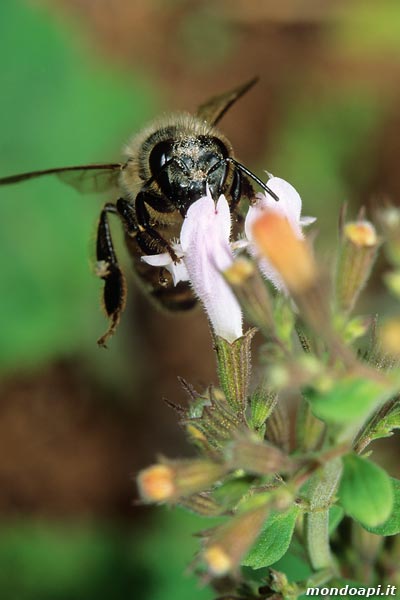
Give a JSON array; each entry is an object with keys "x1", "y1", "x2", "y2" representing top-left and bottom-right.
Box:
[{"x1": 1, "y1": 0, "x2": 400, "y2": 598}]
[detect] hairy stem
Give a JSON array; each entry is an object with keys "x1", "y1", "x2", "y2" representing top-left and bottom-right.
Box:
[{"x1": 304, "y1": 457, "x2": 342, "y2": 570}]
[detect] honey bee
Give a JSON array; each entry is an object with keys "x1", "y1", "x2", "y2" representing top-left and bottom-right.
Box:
[{"x1": 0, "y1": 78, "x2": 277, "y2": 346}]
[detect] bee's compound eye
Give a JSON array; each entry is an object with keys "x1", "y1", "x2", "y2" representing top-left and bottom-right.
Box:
[{"x1": 149, "y1": 140, "x2": 173, "y2": 176}]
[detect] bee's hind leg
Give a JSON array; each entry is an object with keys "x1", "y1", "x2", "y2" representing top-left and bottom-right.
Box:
[{"x1": 95, "y1": 202, "x2": 127, "y2": 347}]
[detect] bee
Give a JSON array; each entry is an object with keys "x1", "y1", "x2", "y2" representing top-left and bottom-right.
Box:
[{"x1": 0, "y1": 78, "x2": 277, "y2": 346}]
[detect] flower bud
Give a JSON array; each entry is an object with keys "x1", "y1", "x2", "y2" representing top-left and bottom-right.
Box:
[
  {"x1": 223, "y1": 257, "x2": 275, "y2": 337},
  {"x1": 137, "y1": 459, "x2": 226, "y2": 503},
  {"x1": 137, "y1": 464, "x2": 175, "y2": 502},
  {"x1": 248, "y1": 382, "x2": 277, "y2": 436},
  {"x1": 203, "y1": 503, "x2": 270, "y2": 576},
  {"x1": 251, "y1": 210, "x2": 357, "y2": 363},
  {"x1": 252, "y1": 211, "x2": 318, "y2": 295},
  {"x1": 178, "y1": 492, "x2": 224, "y2": 516},
  {"x1": 379, "y1": 318, "x2": 400, "y2": 357},
  {"x1": 335, "y1": 220, "x2": 379, "y2": 314},
  {"x1": 226, "y1": 436, "x2": 295, "y2": 476}
]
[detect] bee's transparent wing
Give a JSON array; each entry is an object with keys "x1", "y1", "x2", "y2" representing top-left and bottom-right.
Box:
[
  {"x1": 196, "y1": 77, "x2": 258, "y2": 125},
  {"x1": 0, "y1": 163, "x2": 123, "y2": 194}
]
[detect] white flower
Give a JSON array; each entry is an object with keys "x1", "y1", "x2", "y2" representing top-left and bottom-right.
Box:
[
  {"x1": 142, "y1": 189, "x2": 243, "y2": 343},
  {"x1": 180, "y1": 191, "x2": 243, "y2": 342},
  {"x1": 141, "y1": 242, "x2": 189, "y2": 286},
  {"x1": 244, "y1": 177, "x2": 316, "y2": 290},
  {"x1": 141, "y1": 175, "x2": 315, "y2": 339}
]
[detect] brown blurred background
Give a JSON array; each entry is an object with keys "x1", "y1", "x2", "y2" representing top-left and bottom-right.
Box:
[{"x1": 1, "y1": 1, "x2": 400, "y2": 598}]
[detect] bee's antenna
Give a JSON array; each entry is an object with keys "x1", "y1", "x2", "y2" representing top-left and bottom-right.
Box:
[
  {"x1": 226, "y1": 158, "x2": 279, "y2": 201},
  {"x1": 207, "y1": 157, "x2": 279, "y2": 201}
]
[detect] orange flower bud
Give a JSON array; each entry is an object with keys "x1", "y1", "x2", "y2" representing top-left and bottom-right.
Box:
[
  {"x1": 336, "y1": 219, "x2": 379, "y2": 314},
  {"x1": 203, "y1": 503, "x2": 270, "y2": 576},
  {"x1": 137, "y1": 464, "x2": 175, "y2": 502},
  {"x1": 252, "y1": 212, "x2": 317, "y2": 294},
  {"x1": 137, "y1": 459, "x2": 226, "y2": 503},
  {"x1": 344, "y1": 221, "x2": 377, "y2": 247}
]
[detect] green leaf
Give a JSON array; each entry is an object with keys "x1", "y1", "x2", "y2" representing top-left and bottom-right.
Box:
[
  {"x1": 363, "y1": 478, "x2": 400, "y2": 536},
  {"x1": 354, "y1": 397, "x2": 400, "y2": 453},
  {"x1": 307, "y1": 376, "x2": 393, "y2": 424},
  {"x1": 241, "y1": 506, "x2": 299, "y2": 569},
  {"x1": 339, "y1": 454, "x2": 394, "y2": 528},
  {"x1": 329, "y1": 505, "x2": 344, "y2": 534},
  {"x1": 335, "y1": 314, "x2": 371, "y2": 344},
  {"x1": 367, "y1": 399, "x2": 400, "y2": 442}
]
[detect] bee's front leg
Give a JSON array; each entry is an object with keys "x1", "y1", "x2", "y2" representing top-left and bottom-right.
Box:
[
  {"x1": 130, "y1": 193, "x2": 179, "y2": 262},
  {"x1": 96, "y1": 202, "x2": 127, "y2": 347}
]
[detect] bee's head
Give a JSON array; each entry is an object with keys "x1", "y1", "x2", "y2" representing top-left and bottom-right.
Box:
[
  {"x1": 148, "y1": 135, "x2": 230, "y2": 213},
  {"x1": 145, "y1": 134, "x2": 278, "y2": 216}
]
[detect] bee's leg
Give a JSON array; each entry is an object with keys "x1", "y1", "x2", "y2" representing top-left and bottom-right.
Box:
[
  {"x1": 96, "y1": 202, "x2": 127, "y2": 348},
  {"x1": 130, "y1": 192, "x2": 179, "y2": 261}
]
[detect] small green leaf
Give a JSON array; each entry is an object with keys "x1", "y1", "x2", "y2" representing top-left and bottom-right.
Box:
[
  {"x1": 241, "y1": 506, "x2": 299, "y2": 569},
  {"x1": 368, "y1": 400, "x2": 400, "y2": 442},
  {"x1": 338, "y1": 315, "x2": 371, "y2": 344},
  {"x1": 339, "y1": 455, "x2": 394, "y2": 528},
  {"x1": 329, "y1": 505, "x2": 344, "y2": 534},
  {"x1": 363, "y1": 478, "x2": 400, "y2": 536},
  {"x1": 355, "y1": 397, "x2": 400, "y2": 452},
  {"x1": 307, "y1": 376, "x2": 392, "y2": 424}
]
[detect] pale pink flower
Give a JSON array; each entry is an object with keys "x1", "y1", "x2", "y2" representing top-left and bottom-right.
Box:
[
  {"x1": 142, "y1": 189, "x2": 243, "y2": 342},
  {"x1": 180, "y1": 191, "x2": 243, "y2": 342},
  {"x1": 141, "y1": 176, "x2": 315, "y2": 337},
  {"x1": 244, "y1": 176, "x2": 316, "y2": 290},
  {"x1": 141, "y1": 243, "x2": 189, "y2": 286}
]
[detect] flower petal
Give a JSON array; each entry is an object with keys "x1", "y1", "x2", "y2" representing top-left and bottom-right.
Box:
[
  {"x1": 245, "y1": 177, "x2": 303, "y2": 241},
  {"x1": 181, "y1": 192, "x2": 243, "y2": 342},
  {"x1": 244, "y1": 176, "x2": 316, "y2": 291},
  {"x1": 141, "y1": 252, "x2": 172, "y2": 268},
  {"x1": 300, "y1": 216, "x2": 317, "y2": 227},
  {"x1": 141, "y1": 245, "x2": 189, "y2": 286}
]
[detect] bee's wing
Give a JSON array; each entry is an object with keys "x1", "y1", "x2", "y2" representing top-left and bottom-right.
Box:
[
  {"x1": 196, "y1": 77, "x2": 258, "y2": 125},
  {"x1": 0, "y1": 163, "x2": 123, "y2": 194}
]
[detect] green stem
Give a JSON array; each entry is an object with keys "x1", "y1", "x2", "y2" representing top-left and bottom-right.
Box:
[{"x1": 304, "y1": 457, "x2": 342, "y2": 570}]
